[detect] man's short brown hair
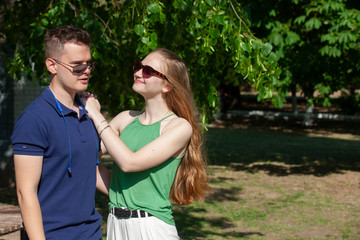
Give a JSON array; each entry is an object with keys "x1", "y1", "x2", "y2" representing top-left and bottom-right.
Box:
[{"x1": 44, "y1": 25, "x2": 91, "y2": 59}]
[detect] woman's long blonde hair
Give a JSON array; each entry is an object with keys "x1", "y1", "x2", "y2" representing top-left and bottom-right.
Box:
[{"x1": 151, "y1": 48, "x2": 209, "y2": 205}]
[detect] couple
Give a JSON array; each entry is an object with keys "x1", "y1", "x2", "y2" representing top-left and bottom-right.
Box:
[{"x1": 11, "y1": 25, "x2": 208, "y2": 240}]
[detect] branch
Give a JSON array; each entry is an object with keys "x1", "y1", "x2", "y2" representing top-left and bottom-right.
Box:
[
  {"x1": 229, "y1": 0, "x2": 245, "y2": 25},
  {"x1": 132, "y1": 0, "x2": 136, "y2": 26},
  {"x1": 93, "y1": 12, "x2": 120, "y2": 47},
  {"x1": 229, "y1": 0, "x2": 255, "y2": 38},
  {"x1": 93, "y1": 12, "x2": 112, "y2": 36},
  {"x1": 64, "y1": 0, "x2": 78, "y2": 16}
]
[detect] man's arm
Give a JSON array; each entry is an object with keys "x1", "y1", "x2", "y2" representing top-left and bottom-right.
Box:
[
  {"x1": 96, "y1": 163, "x2": 111, "y2": 195},
  {"x1": 14, "y1": 154, "x2": 46, "y2": 240}
]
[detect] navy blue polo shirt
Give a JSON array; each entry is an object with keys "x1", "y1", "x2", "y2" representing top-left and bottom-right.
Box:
[{"x1": 11, "y1": 88, "x2": 102, "y2": 240}]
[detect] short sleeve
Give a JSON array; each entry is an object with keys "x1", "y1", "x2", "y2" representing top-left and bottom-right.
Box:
[{"x1": 11, "y1": 111, "x2": 48, "y2": 156}]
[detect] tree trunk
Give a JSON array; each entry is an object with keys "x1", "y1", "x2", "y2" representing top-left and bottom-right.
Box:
[
  {"x1": 291, "y1": 85, "x2": 298, "y2": 115},
  {"x1": 302, "y1": 102, "x2": 314, "y2": 127}
]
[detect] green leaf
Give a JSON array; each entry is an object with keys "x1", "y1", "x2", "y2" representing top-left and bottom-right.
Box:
[
  {"x1": 199, "y1": 3, "x2": 207, "y2": 14},
  {"x1": 313, "y1": 18, "x2": 322, "y2": 29},
  {"x1": 204, "y1": 0, "x2": 215, "y2": 7},
  {"x1": 48, "y1": 7, "x2": 58, "y2": 18},
  {"x1": 322, "y1": 98, "x2": 331, "y2": 107},
  {"x1": 195, "y1": 21, "x2": 201, "y2": 28},
  {"x1": 134, "y1": 24, "x2": 145, "y2": 36},
  {"x1": 269, "y1": 33, "x2": 283, "y2": 46},
  {"x1": 173, "y1": 1, "x2": 180, "y2": 9},
  {"x1": 305, "y1": 18, "x2": 322, "y2": 30},
  {"x1": 209, "y1": 27, "x2": 220, "y2": 38},
  {"x1": 269, "y1": 9, "x2": 276, "y2": 17},
  {"x1": 315, "y1": 83, "x2": 331, "y2": 95},
  {"x1": 147, "y1": 3, "x2": 161, "y2": 14},
  {"x1": 285, "y1": 31, "x2": 300, "y2": 45},
  {"x1": 241, "y1": 43, "x2": 251, "y2": 52},
  {"x1": 92, "y1": 51, "x2": 101, "y2": 59},
  {"x1": 215, "y1": 15, "x2": 225, "y2": 25},
  {"x1": 262, "y1": 42, "x2": 273, "y2": 56},
  {"x1": 149, "y1": 32, "x2": 158, "y2": 49},
  {"x1": 41, "y1": 18, "x2": 49, "y2": 26},
  {"x1": 141, "y1": 37, "x2": 149, "y2": 45},
  {"x1": 272, "y1": 95, "x2": 284, "y2": 108},
  {"x1": 294, "y1": 15, "x2": 306, "y2": 25}
]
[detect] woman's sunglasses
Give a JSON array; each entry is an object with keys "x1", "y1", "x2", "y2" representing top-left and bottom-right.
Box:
[
  {"x1": 133, "y1": 61, "x2": 168, "y2": 80},
  {"x1": 51, "y1": 58, "x2": 96, "y2": 75}
]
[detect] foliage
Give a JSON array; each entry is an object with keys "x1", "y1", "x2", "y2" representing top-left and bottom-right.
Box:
[
  {"x1": 336, "y1": 91, "x2": 360, "y2": 114},
  {"x1": 244, "y1": 0, "x2": 360, "y2": 109},
  {"x1": 0, "y1": 0, "x2": 281, "y2": 123}
]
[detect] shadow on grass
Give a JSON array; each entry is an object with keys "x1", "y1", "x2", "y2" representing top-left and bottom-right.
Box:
[
  {"x1": 206, "y1": 126, "x2": 360, "y2": 176},
  {"x1": 205, "y1": 186, "x2": 242, "y2": 202},
  {"x1": 216, "y1": 115, "x2": 360, "y2": 137},
  {"x1": 4, "y1": 118, "x2": 359, "y2": 239},
  {"x1": 173, "y1": 205, "x2": 263, "y2": 240},
  {"x1": 95, "y1": 184, "x2": 252, "y2": 239},
  {"x1": 230, "y1": 162, "x2": 344, "y2": 177}
]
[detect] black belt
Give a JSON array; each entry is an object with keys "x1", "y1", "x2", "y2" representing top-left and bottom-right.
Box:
[{"x1": 111, "y1": 207, "x2": 153, "y2": 219}]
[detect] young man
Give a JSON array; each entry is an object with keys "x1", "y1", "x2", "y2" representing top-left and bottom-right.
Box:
[{"x1": 11, "y1": 25, "x2": 110, "y2": 240}]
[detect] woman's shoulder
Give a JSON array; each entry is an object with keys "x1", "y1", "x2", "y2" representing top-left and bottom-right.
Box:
[
  {"x1": 161, "y1": 115, "x2": 193, "y2": 135},
  {"x1": 110, "y1": 110, "x2": 142, "y2": 132}
]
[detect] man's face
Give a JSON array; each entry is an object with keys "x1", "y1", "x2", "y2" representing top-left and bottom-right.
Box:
[{"x1": 54, "y1": 42, "x2": 92, "y2": 94}]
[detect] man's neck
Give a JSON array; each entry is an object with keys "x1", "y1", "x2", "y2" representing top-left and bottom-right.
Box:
[{"x1": 48, "y1": 84, "x2": 78, "y2": 112}]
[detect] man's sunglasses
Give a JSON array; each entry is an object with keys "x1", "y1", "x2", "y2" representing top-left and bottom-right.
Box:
[
  {"x1": 51, "y1": 58, "x2": 96, "y2": 75},
  {"x1": 133, "y1": 61, "x2": 168, "y2": 80}
]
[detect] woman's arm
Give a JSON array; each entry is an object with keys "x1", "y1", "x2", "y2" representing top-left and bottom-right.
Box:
[
  {"x1": 102, "y1": 116, "x2": 191, "y2": 172},
  {"x1": 96, "y1": 163, "x2": 111, "y2": 195},
  {"x1": 84, "y1": 98, "x2": 192, "y2": 172},
  {"x1": 98, "y1": 111, "x2": 134, "y2": 155}
]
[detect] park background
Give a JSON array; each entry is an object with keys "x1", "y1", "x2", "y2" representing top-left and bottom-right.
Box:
[{"x1": 0, "y1": 0, "x2": 360, "y2": 239}]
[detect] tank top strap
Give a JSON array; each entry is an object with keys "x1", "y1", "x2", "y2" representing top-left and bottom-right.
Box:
[
  {"x1": 160, "y1": 113, "x2": 175, "y2": 121},
  {"x1": 135, "y1": 114, "x2": 142, "y2": 120}
]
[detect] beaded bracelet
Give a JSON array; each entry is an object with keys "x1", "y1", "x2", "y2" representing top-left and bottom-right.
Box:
[
  {"x1": 99, "y1": 125, "x2": 110, "y2": 136},
  {"x1": 96, "y1": 119, "x2": 107, "y2": 130}
]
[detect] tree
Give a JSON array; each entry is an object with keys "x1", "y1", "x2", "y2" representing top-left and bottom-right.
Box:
[
  {"x1": 244, "y1": 0, "x2": 360, "y2": 125},
  {"x1": 1, "y1": 0, "x2": 282, "y2": 124}
]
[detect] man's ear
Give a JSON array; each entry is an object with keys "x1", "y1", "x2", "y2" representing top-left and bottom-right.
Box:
[{"x1": 45, "y1": 58, "x2": 57, "y2": 74}]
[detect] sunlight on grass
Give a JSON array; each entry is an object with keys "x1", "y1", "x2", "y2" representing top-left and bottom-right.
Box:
[
  {"x1": 169, "y1": 163, "x2": 360, "y2": 239},
  {"x1": 169, "y1": 126, "x2": 360, "y2": 239},
  {"x1": 10, "y1": 123, "x2": 356, "y2": 240},
  {"x1": 2, "y1": 117, "x2": 360, "y2": 239}
]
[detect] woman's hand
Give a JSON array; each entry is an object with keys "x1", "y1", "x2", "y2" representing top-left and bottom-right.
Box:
[{"x1": 79, "y1": 92, "x2": 101, "y2": 119}]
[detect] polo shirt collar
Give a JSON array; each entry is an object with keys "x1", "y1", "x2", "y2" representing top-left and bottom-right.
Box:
[
  {"x1": 76, "y1": 96, "x2": 89, "y2": 119},
  {"x1": 41, "y1": 87, "x2": 89, "y2": 118}
]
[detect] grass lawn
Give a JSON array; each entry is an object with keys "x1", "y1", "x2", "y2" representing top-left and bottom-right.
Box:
[
  {"x1": 94, "y1": 117, "x2": 360, "y2": 239},
  {"x1": 2, "y1": 116, "x2": 360, "y2": 239}
]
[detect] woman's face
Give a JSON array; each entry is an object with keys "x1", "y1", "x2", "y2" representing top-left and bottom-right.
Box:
[{"x1": 132, "y1": 53, "x2": 169, "y2": 98}]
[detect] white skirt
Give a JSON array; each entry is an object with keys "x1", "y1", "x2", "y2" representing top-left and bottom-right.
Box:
[{"x1": 106, "y1": 212, "x2": 180, "y2": 240}]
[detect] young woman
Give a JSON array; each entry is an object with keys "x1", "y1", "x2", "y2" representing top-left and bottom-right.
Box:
[{"x1": 82, "y1": 48, "x2": 208, "y2": 239}]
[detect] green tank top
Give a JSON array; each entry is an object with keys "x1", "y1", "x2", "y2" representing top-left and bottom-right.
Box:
[{"x1": 108, "y1": 114, "x2": 182, "y2": 225}]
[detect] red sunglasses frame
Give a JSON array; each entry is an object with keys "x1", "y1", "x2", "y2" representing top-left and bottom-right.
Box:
[{"x1": 133, "y1": 61, "x2": 168, "y2": 80}]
